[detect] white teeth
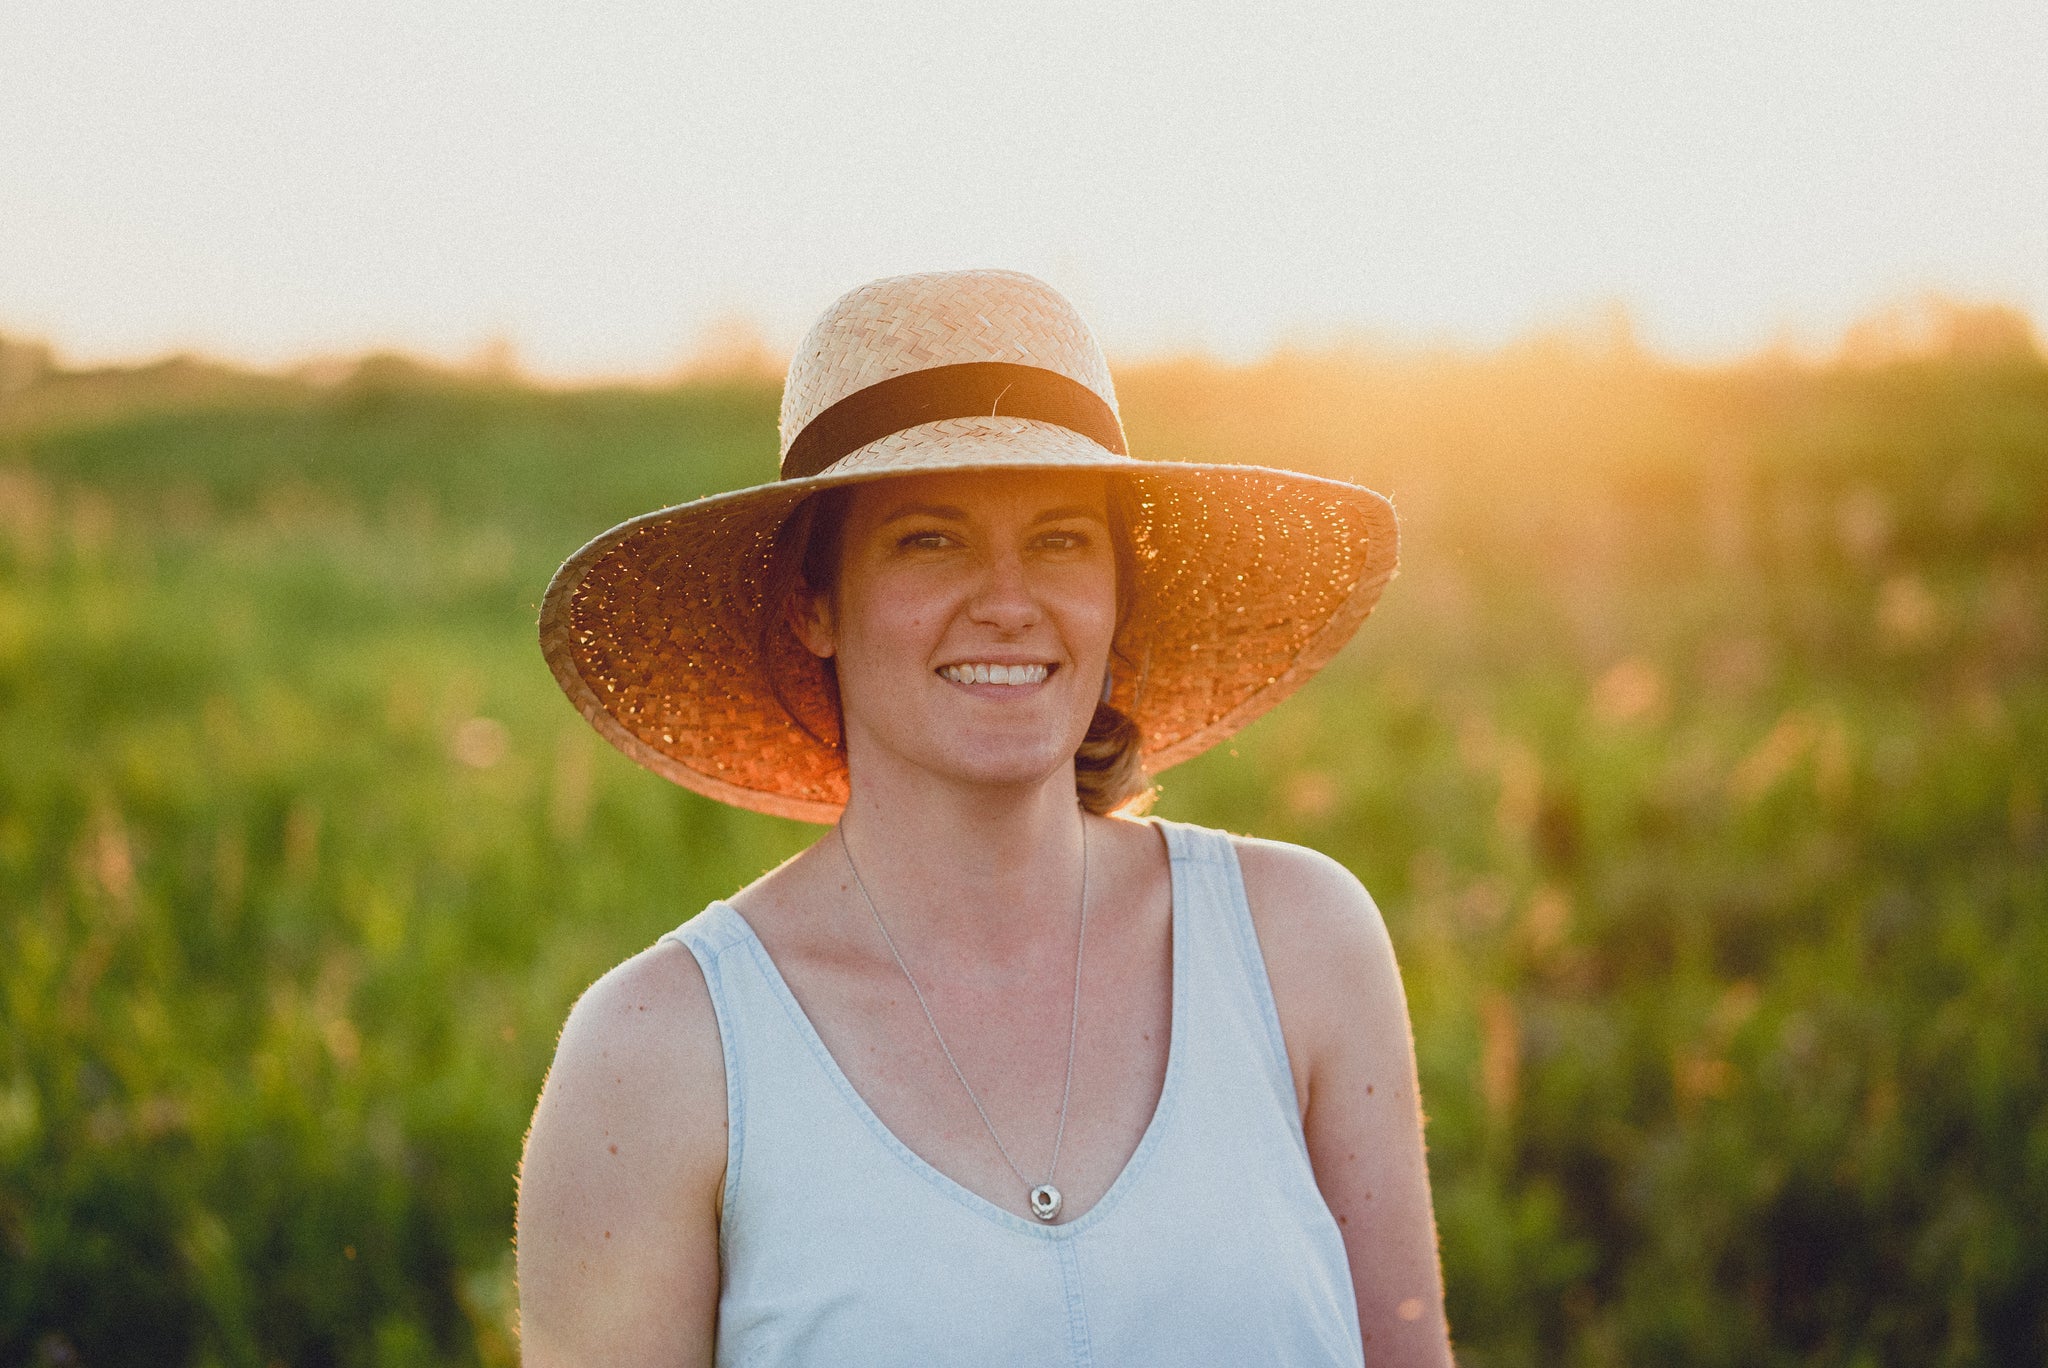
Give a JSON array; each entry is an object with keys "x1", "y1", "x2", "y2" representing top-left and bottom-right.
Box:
[{"x1": 940, "y1": 663, "x2": 1050, "y2": 686}]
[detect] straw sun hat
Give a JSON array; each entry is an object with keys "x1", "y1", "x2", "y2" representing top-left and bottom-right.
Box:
[{"x1": 539, "y1": 269, "x2": 1398, "y2": 823}]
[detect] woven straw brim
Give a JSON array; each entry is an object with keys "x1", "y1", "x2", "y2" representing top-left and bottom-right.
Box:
[{"x1": 539, "y1": 418, "x2": 1397, "y2": 823}]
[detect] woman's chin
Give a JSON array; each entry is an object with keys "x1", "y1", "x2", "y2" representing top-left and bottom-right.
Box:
[
  {"x1": 842, "y1": 706, "x2": 1095, "y2": 798},
  {"x1": 923, "y1": 740, "x2": 1074, "y2": 793},
  {"x1": 853, "y1": 738, "x2": 1079, "y2": 799}
]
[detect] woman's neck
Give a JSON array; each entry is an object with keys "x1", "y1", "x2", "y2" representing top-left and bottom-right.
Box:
[{"x1": 831, "y1": 764, "x2": 1091, "y2": 963}]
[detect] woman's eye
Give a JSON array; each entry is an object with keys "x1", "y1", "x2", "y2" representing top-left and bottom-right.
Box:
[
  {"x1": 1037, "y1": 530, "x2": 1092, "y2": 551},
  {"x1": 898, "y1": 531, "x2": 952, "y2": 550}
]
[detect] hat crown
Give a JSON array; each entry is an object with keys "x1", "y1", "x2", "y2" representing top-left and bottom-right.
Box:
[{"x1": 779, "y1": 269, "x2": 1120, "y2": 460}]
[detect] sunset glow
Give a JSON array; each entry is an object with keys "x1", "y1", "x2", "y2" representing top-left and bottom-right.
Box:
[{"x1": 4, "y1": 0, "x2": 2044, "y2": 374}]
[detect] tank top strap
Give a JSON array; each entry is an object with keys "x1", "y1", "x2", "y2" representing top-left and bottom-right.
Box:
[
  {"x1": 661, "y1": 899, "x2": 754, "y2": 962},
  {"x1": 1150, "y1": 818, "x2": 1309, "y2": 1147},
  {"x1": 659, "y1": 903, "x2": 758, "y2": 1207}
]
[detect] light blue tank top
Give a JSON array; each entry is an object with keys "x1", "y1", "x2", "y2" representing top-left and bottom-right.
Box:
[{"x1": 663, "y1": 818, "x2": 1365, "y2": 1367}]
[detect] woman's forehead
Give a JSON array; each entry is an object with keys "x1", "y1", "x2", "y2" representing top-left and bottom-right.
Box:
[{"x1": 850, "y1": 469, "x2": 1110, "y2": 524}]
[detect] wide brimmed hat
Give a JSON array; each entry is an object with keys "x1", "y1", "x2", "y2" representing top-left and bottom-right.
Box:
[{"x1": 539, "y1": 269, "x2": 1398, "y2": 823}]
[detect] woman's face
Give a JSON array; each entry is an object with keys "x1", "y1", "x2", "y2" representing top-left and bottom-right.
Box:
[{"x1": 797, "y1": 468, "x2": 1118, "y2": 799}]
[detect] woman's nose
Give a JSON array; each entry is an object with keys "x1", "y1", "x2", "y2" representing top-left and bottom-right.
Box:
[{"x1": 965, "y1": 548, "x2": 1040, "y2": 630}]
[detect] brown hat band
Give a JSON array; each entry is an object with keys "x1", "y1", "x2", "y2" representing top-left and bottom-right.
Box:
[{"x1": 780, "y1": 361, "x2": 1129, "y2": 480}]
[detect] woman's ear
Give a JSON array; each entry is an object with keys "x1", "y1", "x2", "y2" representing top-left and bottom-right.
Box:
[{"x1": 788, "y1": 586, "x2": 836, "y2": 660}]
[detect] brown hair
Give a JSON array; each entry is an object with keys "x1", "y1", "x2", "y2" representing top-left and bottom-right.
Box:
[{"x1": 758, "y1": 477, "x2": 1153, "y2": 816}]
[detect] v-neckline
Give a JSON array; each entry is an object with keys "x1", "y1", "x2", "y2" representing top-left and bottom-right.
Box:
[{"x1": 713, "y1": 817, "x2": 1188, "y2": 1240}]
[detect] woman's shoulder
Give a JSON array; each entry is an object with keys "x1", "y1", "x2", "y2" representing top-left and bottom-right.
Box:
[
  {"x1": 517, "y1": 936, "x2": 727, "y2": 1359},
  {"x1": 524, "y1": 934, "x2": 730, "y2": 1203},
  {"x1": 1146, "y1": 818, "x2": 1384, "y2": 942},
  {"x1": 1225, "y1": 832, "x2": 1403, "y2": 1063},
  {"x1": 1227, "y1": 831, "x2": 1382, "y2": 924},
  {"x1": 550, "y1": 932, "x2": 728, "y2": 1116}
]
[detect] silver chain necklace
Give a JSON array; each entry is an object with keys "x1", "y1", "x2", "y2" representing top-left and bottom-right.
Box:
[{"x1": 837, "y1": 819, "x2": 1089, "y2": 1223}]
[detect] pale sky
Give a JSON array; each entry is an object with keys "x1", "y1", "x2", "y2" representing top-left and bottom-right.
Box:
[{"x1": 4, "y1": 0, "x2": 2044, "y2": 375}]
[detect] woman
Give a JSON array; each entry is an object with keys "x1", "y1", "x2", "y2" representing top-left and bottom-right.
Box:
[{"x1": 517, "y1": 270, "x2": 1451, "y2": 1366}]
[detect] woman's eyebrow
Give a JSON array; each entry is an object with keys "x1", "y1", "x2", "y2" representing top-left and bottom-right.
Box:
[
  {"x1": 1029, "y1": 505, "x2": 1108, "y2": 526},
  {"x1": 877, "y1": 502, "x2": 969, "y2": 525},
  {"x1": 875, "y1": 502, "x2": 1106, "y2": 527}
]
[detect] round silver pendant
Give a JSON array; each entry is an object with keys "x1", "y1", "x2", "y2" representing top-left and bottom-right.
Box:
[{"x1": 1029, "y1": 1184, "x2": 1063, "y2": 1222}]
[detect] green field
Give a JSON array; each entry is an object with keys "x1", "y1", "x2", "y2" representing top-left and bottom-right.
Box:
[{"x1": 2, "y1": 335, "x2": 2044, "y2": 1366}]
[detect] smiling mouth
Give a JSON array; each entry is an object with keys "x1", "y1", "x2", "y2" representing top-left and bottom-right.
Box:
[{"x1": 937, "y1": 663, "x2": 1054, "y2": 686}]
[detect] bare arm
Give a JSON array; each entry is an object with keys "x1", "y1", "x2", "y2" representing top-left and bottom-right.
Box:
[
  {"x1": 1236, "y1": 837, "x2": 1454, "y2": 1368},
  {"x1": 515, "y1": 940, "x2": 727, "y2": 1367}
]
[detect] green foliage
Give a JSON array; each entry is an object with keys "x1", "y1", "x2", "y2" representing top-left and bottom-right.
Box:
[{"x1": 2, "y1": 352, "x2": 2043, "y2": 1365}]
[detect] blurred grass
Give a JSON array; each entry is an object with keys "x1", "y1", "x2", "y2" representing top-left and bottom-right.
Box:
[{"x1": 2, "y1": 324, "x2": 2044, "y2": 1366}]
